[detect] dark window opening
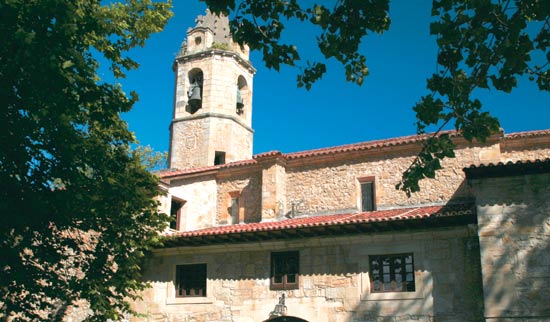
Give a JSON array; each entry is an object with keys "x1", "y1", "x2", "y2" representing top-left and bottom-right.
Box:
[
  {"x1": 271, "y1": 251, "x2": 299, "y2": 290},
  {"x1": 175, "y1": 264, "x2": 206, "y2": 297},
  {"x1": 170, "y1": 199, "x2": 184, "y2": 230},
  {"x1": 369, "y1": 253, "x2": 415, "y2": 293},
  {"x1": 361, "y1": 181, "x2": 375, "y2": 212},
  {"x1": 214, "y1": 151, "x2": 226, "y2": 165}
]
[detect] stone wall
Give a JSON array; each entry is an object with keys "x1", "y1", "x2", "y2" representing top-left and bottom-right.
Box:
[
  {"x1": 216, "y1": 172, "x2": 262, "y2": 224},
  {"x1": 169, "y1": 176, "x2": 217, "y2": 231},
  {"x1": 170, "y1": 117, "x2": 211, "y2": 169},
  {"x1": 471, "y1": 172, "x2": 550, "y2": 321},
  {"x1": 166, "y1": 135, "x2": 550, "y2": 231},
  {"x1": 284, "y1": 141, "x2": 501, "y2": 215},
  {"x1": 134, "y1": 227, "x2": 483, "y2": 322}
]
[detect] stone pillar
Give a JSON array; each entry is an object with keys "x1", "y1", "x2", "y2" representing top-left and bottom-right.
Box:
[{"x1": 256, "y1": 152, "x2": 287, "y2": 222}]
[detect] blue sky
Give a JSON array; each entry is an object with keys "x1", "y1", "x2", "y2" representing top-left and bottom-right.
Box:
[{"x1": 116, "y1": 1, "x2": 549, "y2": 156}]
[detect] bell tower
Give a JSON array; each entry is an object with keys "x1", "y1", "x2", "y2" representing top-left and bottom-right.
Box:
[{"x1": 169, "y1": 10, "x2": 255, "y2": 170}]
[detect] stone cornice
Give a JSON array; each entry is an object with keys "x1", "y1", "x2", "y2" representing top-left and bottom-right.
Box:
[{"x1": 171, "y1": 112, "x2": 254, "y2": 134}]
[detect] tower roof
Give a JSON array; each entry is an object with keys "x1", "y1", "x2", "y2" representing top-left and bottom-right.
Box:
[{"x1": 192, "y1": 9, "x2": 231, "y2": 44}]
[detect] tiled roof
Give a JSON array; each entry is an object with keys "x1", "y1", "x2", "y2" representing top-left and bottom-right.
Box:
[
  {"x1": 157, "y1": 159, "x2": 258, "y2": 178},
  {"x1": 503, "y1": 129, "x2": 550, "y2": 140},
  {"x1": 284, "y1": 131, "x2": 461, "y2": 160},
  {"x1": 157, "y1": 165, "x2": 220, "y2": 178},
  {"x1": 162, "y1": 204, "x2": 475, "y2": 247},
  {"x1": 158, "y1": 129, "x2": 549, "y2": 179},
  {"x1": 464, "y1": 158, "x2": 550, "y2": 179}
]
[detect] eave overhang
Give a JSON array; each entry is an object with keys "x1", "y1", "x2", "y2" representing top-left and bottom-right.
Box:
[{"x1": 160, "y1": 204, "x2": 475, "y2": 248}]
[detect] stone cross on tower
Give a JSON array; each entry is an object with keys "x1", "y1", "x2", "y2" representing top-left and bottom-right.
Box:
[{"x1": 168, "y1": 10, "x2": 256, "y2": 170}]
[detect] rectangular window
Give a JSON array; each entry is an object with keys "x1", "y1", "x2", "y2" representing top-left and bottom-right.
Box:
[
  {"x1": 230, "y1": 197, "x2": 239, "y2": 224},
  {"x1": 369, "y1": 253, "x2": 415, "y2": 293},
  {"x1": 170, "y1": 199, "x2": 185, "y2": 230},
  {"x1": 214, "y1": 151, "x2": 226, "y2": 165},
  {"x1": 175, "y1": 264, "x2": 207, "y2": 297},
  {"x1": 271, "y1": 251, "x2": 299, "y2": 290},
  {"x1": 360, "y1": 181, "x2": 375, "y2": 212}
]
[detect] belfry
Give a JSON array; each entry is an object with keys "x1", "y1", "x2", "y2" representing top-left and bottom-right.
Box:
[{"x1": 168, "y1": 10, "x2": 255, "y2": 170}]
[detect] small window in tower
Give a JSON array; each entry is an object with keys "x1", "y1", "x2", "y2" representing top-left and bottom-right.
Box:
[
  {"x1": 214, "y1": 151, "x2": 226, "y2": 165},
  {"x1": 170, "y1": 198, "x2": 185, "y2": 231},
  {"x1": 358, "y1": 177, "x2": 375, "y2": 212},
  {"x1": 194, "y1": 36, "x2": 202, "y2": 45}
]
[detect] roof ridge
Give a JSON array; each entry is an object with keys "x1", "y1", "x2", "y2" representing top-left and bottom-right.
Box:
[
  {"x1": 158, "y1": 129, "x2": 549, "y2": 178},
  {"x1": 504, "y1": 129, "x2": 550, "y2": 139}
]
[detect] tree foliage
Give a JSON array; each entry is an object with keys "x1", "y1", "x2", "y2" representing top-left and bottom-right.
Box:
[
  {"x1": 0, "y1": 0, "x2": 172, "y2": 320},
  {"x1": 203, "y1": 0, "x2": 550, "y2": 195}
]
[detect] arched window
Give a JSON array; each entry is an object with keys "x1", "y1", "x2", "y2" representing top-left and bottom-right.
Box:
[
  {"x1": 187, "y1": 68, "x2": 203, "y2": 114},
  {"x1": 236, "y1": 75, "x2": 248, "y2": 115}
]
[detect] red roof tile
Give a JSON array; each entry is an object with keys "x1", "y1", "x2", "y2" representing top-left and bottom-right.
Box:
[
  {"x1": 157, "y1": 165, "x2": 220, "y2": 178},
  {"x1": 168, "y1": 204, "x2": 473, "y2": 239},
  {"x1": 157, "y1": 159, "x2": 258, "y2": 178},
  {"x1": 157, "y1": 129, "x2": 550, "y2": 179},
  {"x1": 284, "y1": 131, "x2": 462, "y2": 160},
  {"x1": 464, "y1": 158, "x2": 550, "y2": 179},
  {"x1": 504, "y1": 129, "x2": 550, "y2": 140}
]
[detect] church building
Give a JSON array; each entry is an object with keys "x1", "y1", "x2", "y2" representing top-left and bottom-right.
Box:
[{"x1": 134, "y1": 11, "x2": 550, "y2": 322}]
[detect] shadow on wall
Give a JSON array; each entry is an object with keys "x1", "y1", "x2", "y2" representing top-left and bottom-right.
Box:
[
  {"x1": 140, "y1": 209, "x2": 487, "y2": 322},
  {"x1": 473, "y1": 173, "x2": 550, "y2": 320}
]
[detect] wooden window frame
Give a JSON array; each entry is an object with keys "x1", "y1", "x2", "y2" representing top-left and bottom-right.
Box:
[
  {"x1": 369, "y1": 253, "x2": 415, "y2": 293},
  {"x1": 175, "y1": 263, "x2": 207, "y2": 298},
  {"x1": 270, "y1": 251, "x2": 299, "y2": 290},
  {"x1": 358, "y1": 176, "x2": 376, "y2": 212}
]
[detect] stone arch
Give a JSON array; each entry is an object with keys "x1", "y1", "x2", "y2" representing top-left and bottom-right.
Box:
[
  {"x1": 187, "y1": 68, "x2": 203, "y2": 114},
  {"x1": 263, "y1": 316, "x2": 309, "y2": 322},
  {"x1": 236, "y1": 75, "x2": 249, "y2": 116}
]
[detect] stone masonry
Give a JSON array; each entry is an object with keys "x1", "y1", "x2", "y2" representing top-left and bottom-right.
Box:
[
  {"x1": 135, "y1": 227, "x2": 483, "y2": 322},
  {"x1": 169, "y1": 10, "x2": 255, "y2": 170},
  {"x1": 150, "y1": 130, "x2": 550, "y2": 322},
  {"x1": 147, "y1": 10, "x2": 550, "y2": 322},
  {"x1": 469, "y1": 169, "x2": 550, "y2": 321}
]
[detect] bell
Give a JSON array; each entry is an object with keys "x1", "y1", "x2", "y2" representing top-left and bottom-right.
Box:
[
  {"x1": 236, "y1": 89, "x2": 244, "y2": 113},
  {"x1": 188, "y1": 82, "x2": 202, "y2": 108}
]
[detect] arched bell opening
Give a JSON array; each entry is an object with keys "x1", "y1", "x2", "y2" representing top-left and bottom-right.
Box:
[
  {"x1": 263, "y1": 316, "x2": 309, "y2": 322},
  {"x1": 236, "y1": 75, "x2": 248, "y2": 116},
  {"x1": 187, "y1": 68, "x2": 203, "y2": 114}
]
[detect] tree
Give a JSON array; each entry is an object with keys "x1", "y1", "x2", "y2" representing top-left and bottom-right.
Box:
[
  {"x1": 0, "y1": 0, "x2": 172, "y2": 320},
  {"x1": 202, "y1": 0, "x2": 550, "y2": 195}
]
